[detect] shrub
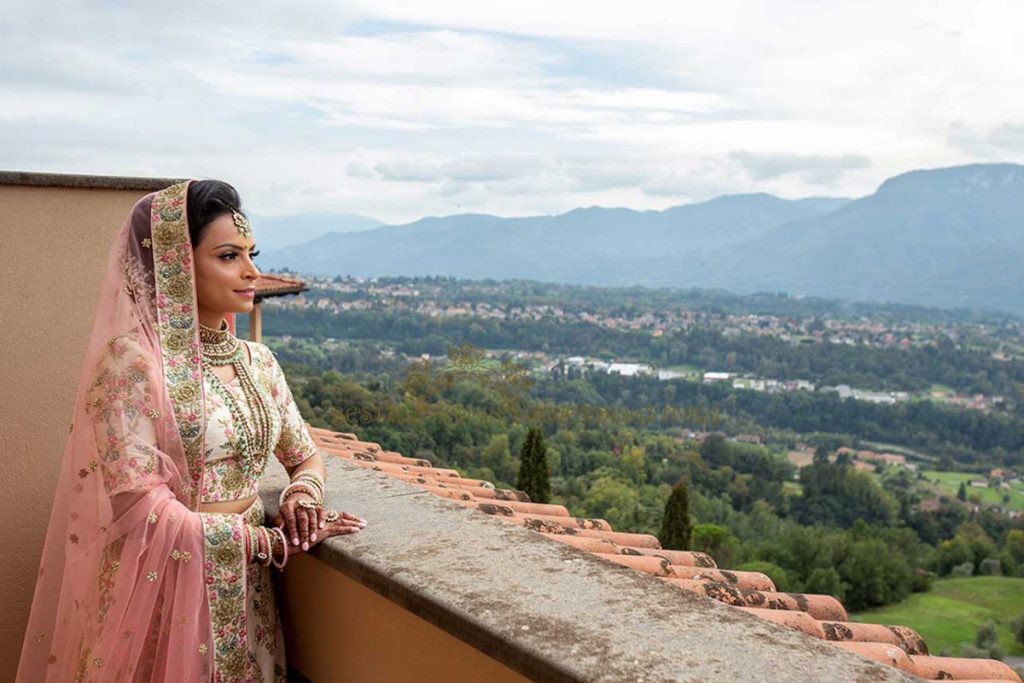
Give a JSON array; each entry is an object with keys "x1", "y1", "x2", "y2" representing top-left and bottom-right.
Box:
[
  {"x1": 950, "y1": 562, "x2": 974, "y2": 577},
  {"x1": 978, "y1": 558, "x2": 1002, "y2": 576},
  {"x1": 1009, "y1": 613, "x2": 1024, "y2": 648}
]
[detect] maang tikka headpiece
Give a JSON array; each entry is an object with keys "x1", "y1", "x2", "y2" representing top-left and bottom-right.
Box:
[{"x1": 228, "y1": 205, "x2": 252, "y2": 239}]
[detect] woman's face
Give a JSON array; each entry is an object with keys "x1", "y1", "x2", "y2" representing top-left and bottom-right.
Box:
[{"x1": 192, "y1": 213, "x2": 260, "y2": 321}]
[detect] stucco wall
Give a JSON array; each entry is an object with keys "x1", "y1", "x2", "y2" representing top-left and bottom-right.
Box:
[{"x1": 0, "y1": 174, "x2": 177, "y2": 680}]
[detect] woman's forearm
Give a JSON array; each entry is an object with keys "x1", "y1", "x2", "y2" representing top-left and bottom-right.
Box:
[{"x1": 285, "y1": 452, "x2": 326, "y2": 486}]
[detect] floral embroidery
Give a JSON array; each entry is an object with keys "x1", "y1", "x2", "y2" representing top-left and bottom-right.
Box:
[
  {"x1": 148, "y1": 512, "x2": 158, "y2": 524},
  {"x1": 202, "y1": 513, "x2": 248, "y2": 682},
  {"x1": 72, "y1": 645, "x2": 90, "y2": 682},
  {"x1": 242, "y1": 496, "x2": 286, "y2": 680},
  {"x1": 84, "y1": 333, "x2": 163, "y2": 497},
  {"x1": 196, "y1": 341, "x2": 318, "y2": 505},
  {"x1": 34, "y1": 631, "x2": 45, "y2": 642},
  {"x1": 259, "y1": 343, "x2": 318, "y2": 467},
  {"x1": 151, "y1": 181, "x2": 205, "y2": 509},
  {"x1": 146, "y1": 571, "x2": 158, "y2": 582},
  {"x1": 96, "y1": 537, "x2": 125, "y2": 625}
]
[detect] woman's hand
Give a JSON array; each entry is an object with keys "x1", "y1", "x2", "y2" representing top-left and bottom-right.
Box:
[
  {"x1": 275, "y1": 491, "x2": 322, "y2": 551},
  {"x1": 274, "y1": 492, "x2": 367, "y2": 551}
]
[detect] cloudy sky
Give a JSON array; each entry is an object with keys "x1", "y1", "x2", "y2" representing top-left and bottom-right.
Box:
[{"x1": 2, "y1": 1, "x2": 1022, "y2": 223}]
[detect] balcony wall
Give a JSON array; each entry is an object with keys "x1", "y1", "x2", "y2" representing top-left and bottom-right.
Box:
[
  {"x1": 258, "y1": 455, "x2": 914, "y2": 682},
  {"x1": 0, "y1": 171, "x2": 182, "y2": 680}
]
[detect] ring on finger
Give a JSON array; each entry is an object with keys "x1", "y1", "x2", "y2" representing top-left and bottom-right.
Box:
[
  {"x1": 324, "y1": 509, "x2": 340, "y2": 522},
  {"x1": 297, "y1": 499, "x2": 321, "y2": 510}
]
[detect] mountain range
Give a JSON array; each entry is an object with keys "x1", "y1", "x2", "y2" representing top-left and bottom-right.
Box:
[
  {"x1": 261, "y1": 163, "x2": 1024, "y2": 315},
  {"x1": 250, "y1": 212, "x2": 382, "y2": 251}
]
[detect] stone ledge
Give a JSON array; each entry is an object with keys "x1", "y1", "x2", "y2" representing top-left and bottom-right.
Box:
[
  {"x1": 259, "y1": 454, "x2": 916, "y2": 683},
  {"x1": 0, "y1": 170, "x2": 183, "y2": 191}
]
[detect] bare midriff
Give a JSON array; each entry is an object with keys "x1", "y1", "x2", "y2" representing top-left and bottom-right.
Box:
[{"x1": 199, "y1": 494, "x2": 258, "y2": 514}]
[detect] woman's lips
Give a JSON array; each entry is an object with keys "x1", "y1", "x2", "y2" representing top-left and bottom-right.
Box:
[{"x1": 234, "y1": 289, "x2": 255, "y2": 299}]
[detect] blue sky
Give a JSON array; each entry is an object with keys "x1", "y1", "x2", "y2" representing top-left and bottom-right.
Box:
[{"x1": 2, "y1": 1, "x2": 1022, "y2": 223}]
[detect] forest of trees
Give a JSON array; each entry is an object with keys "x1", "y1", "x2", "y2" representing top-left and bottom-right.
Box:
[
  {"x1": 262, "y1": 302, "x2": 1024, "y2": 407},
  {"x1": 266, "y1": 324, "x2": 1024, "y2": 468},
  {"x1": 270, "y1": 337, "x2": 1024, "y2": 612}
]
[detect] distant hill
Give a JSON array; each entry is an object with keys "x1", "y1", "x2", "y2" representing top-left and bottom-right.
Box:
[
  {"x1": 689, "y1": 164, "x2": 1024, "y2": 314},
  {"x1": 263, "y1": 193, "x2": 848, "y2": 283},
  {"x1": 250, "y1": 212, "x2": 383, "y2": 251},
  {"x1": 261, "y1": 163, "x2": 1024, "y2": 314}
]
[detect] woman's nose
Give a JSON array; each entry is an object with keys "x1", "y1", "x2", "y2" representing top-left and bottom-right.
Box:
[{"x1": 244, "y1": 257, "x2": 260, "y2": 279}]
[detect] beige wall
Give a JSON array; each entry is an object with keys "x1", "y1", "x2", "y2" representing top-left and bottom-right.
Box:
[
  {"x1": 0, "y1": 182, "x2": 164, "y2": 680},
  {"x1": 278, "y1": 554, "x2": 532, "y2": 683}
]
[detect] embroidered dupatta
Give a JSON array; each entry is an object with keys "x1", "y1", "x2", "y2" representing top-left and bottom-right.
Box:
[{"x1": 17, "y1": 182, "x2": 250, "y2": 682}]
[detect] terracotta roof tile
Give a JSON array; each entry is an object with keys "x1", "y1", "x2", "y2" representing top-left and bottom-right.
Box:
[
  {"x1": 458, "y1": 498, "x2": 572, "y2": 518},
  {"x1": 660, "y1": 569, "x2": 776, "y2": 592},
  {"x1": 391, "y1": 474, "x2": 527, "y2": 501},
  {"x1": 506, "y1": 519, "x2": 662, "y2": 549},
  {"x1": 539, "y1": 533, "x2": 716, "y2": 567},
  {"x1": 309, "y1": 427, "x2": 1024, "y2": 683},
  {"x1": 828, "y1": 641, "x2": 916, "y2": 674},
  {"x1": 739, "y1": 607, "x2": 826, "y2": 638},
  {"x1": 817, "y1": 622, "x2": 929, "y2": 656},
  {"x1": 318, "y1": 442, "x2": 431, "y2": 467},
  {"x1": 478, "y1": 506, "x2": 612, "y2": 531},
  {"x1": 253, "y1": 273, "x2": 307, "y2": 298},
  {"x1": 908, "y1": 654, "x2": 1021, "y2": 681}
]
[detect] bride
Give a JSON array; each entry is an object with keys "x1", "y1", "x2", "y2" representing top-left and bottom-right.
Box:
[{"x1": 17, "y1": 179, "x2": 366, "y2": 682}]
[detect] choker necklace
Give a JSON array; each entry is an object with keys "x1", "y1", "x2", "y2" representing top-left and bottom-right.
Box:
[
  {"x1": 199, "y1": 319, "x2": 275, "y2": 478},
  {"x1": 199, "y1": 321, "x2": 242, "y2": 366}
]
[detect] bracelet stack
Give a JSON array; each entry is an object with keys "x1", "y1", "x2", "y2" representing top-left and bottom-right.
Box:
[
  {"x1": 245, "y1": 525, "x2": 273, "y2": 566},
  {"x1": 270, "y1": 526, "x2": 288, "y2": 570},
  {"x1": 279, "y1": 469, "x2": 325, "y2": 507},
  {"x1": 245, "y1": 524, "x2": 290, "y2": 569}
]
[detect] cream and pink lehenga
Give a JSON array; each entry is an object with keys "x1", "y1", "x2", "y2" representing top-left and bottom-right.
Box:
[{"x1": 16, "y1": 181, "x2": 320, "y2": 682}]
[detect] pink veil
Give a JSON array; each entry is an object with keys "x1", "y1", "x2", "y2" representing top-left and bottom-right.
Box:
[{"x1": 17, "y1": 181, "x2": 242, "y2": 682}]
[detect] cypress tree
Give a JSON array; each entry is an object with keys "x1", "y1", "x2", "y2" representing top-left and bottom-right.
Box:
[
  {"x1": 516, "y1": 427, "x2": 551, "y2": 504},
  {"x1": 658, "y1": 479, "x2": 693, "y2": 550},
  {"x1": 957, "y1": 481, "x2": 967, "y2": 502}
]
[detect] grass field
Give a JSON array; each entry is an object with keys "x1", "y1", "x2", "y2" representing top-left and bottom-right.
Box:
[
  {"x1": 852, "y1": 577, "x2": 1024, "y2": 657},
  {"x1": 922, "y1": 470, "x2": 1024, "y2": 512}
]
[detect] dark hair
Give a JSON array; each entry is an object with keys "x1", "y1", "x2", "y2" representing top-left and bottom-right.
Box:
[{"x1": 186, "y1": 180, "x2": 246, "y2": 247}]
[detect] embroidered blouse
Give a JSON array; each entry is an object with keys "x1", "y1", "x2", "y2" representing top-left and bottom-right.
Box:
[
  {"x1": 86, "y1": 332, "x2": 318, "y2": 503},
  {"x1": 200, "y1": 340, "x2": 318, "y2": 502}
]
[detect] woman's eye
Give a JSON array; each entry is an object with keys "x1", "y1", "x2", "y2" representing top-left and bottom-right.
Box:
[{"x1": 220, "y1": 253, "x2": 237, "y2": 260}]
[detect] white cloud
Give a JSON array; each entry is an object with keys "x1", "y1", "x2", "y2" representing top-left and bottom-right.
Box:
[
  {"x1": 729, "y1": 151, "x2": 871, "y2": 185},
  {"x1": 2, "y1": 1, "x2": 1023, "y2": 222}
]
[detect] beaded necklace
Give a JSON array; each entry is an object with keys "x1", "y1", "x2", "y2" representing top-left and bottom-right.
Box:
[{"x1": 199, "y1": 321, "x2": 275, "y2": 481}]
